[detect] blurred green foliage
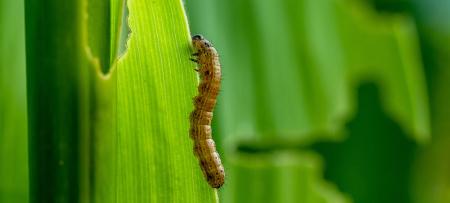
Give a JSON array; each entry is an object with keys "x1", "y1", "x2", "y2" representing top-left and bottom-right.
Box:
[
  {"x1": 0, "y1": 0, "x2": 28, "y2": 202},
  {"x1": 1, "y1": 0, "x2": 449, "y2": 202},
  {"x1": 185, "y1": 0, "x2": 448, "y2": 202},
  {"x1": 410, "y1": 0, "x2": 450, "y2": 202}
]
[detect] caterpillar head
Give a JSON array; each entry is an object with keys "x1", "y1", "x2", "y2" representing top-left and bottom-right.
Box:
[{"x1": 192, "y1": 34, "x2": 212, "y2": 50}]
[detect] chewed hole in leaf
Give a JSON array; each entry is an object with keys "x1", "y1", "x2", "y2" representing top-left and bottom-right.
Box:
[
  {"x1": 117, "y1": 0, "x2": 131, "y2": 59},
  {"x1": 85, "y1": 0, "x2": 130, "y2": 75}
]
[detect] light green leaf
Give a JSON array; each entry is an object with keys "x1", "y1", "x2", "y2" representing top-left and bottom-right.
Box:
[
  {"x1": 111, "y1": 0, "x2": 217, "y2": 201},
  {"x1": 0, "y1": 0, "x2": 28, "y2": 202}
]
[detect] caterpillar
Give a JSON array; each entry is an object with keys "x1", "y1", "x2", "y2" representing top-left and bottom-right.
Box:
[{"x1": 189, "y1": 34, "x2": 225, "y2": 188}]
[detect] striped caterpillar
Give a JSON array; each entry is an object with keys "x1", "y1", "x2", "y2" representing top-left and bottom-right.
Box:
[{"x1": 189, "y1": 35, "x2": 225, "y2": 188}]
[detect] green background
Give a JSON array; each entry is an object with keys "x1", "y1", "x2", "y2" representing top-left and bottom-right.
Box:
[{"x1": 0, "y1": 0, "x2": 449, "y2": 202}]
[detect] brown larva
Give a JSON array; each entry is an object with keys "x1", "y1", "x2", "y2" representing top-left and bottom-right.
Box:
[{"x1": 189, "y1": 34, "x2": 225, "y2": 188}]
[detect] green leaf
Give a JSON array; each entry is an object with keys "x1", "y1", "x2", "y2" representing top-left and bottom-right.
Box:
[
  {"x1": 0, "y1": 0, "x2": 28, "y2": 202},
  {"x1": 111, "y1": 0, "x2": 217, "y2": 202},
  {"x1": 225, "y1": 151, "x2": 350, "y2": 203},
  {"x1": 25, "y1": 0, "x2": 217, "y2": 202}
]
